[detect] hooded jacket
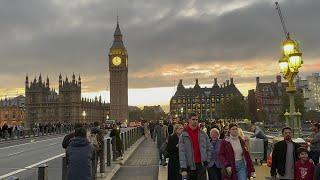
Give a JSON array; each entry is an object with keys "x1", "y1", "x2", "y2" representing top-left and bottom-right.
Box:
[{"x1": 66, "y1": 137, "x2": 96, "y2": 180}]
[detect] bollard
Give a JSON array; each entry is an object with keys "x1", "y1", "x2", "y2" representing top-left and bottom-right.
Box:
[
  {"x1": 106, "y1": 138, "x2": 111, "y2": 166},
  {"x1": 126, "y1": 131, "x2": 129, "y2": 150},
  {"x1": 125, "y1": 131, "x2": 129, "y2": 149},
  {"x1": 112, "y1": 138, "x2": 117, "y2": 161},
  {"x1": 121, "y1": 133, "x2": 125, "y2": 152},
  {"x1": 41, "y1": 127, "x2": 44, "y2": 136},
  {"x1": 23, "y1": 130, "x2": 26, "y2": 139},
  {"x1": 38, "y1": 164, "x2": 48, "y2": 180},
  {"x1": 62, "y1": 156, "x2": 67, "y2": 180},
  {"x1": 129, "y1": 129, "x2": 132, "y2": 146},
  {"x1": 124, "y1": 131, "x2": 127, "y2": 151}
]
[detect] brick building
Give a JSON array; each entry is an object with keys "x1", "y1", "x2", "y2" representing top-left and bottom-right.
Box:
[{"x1": 170, "y1": 78, "x2": 243, "y2": 120}]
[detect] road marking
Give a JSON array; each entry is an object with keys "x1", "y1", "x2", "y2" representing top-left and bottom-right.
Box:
[
  {"x1": 7, "y1": 151, "x2": 24, "y2": 157},
  {"x1": 0, "y1": 153, "x2": 65, "y2": 179},
  {"x1": 0, "y1": 136, "x2": 64, "y2": 150},
  {"x1": 48, "y1": 143, "x2": 58, "y2": 146}
]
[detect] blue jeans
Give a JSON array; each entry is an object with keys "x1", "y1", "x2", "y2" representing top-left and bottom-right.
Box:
[{"x1": 235, "y1": 159, "x2": 247, "y2": 180}]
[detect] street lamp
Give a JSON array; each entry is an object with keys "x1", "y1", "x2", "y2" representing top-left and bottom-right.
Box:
[
  {"x1": 82, "y1": 110, "x2": 86, "y2": 123},
  {"x1": 180, "y1": 107, "x2": 184, "y2": 119},
  {"x1": 278, "y1": 35, "x2": 303, "y2": 138}
]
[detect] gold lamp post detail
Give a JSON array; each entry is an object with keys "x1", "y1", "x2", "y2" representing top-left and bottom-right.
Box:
[{"x1": 278, "y1": 35, "x2": 303, "y2": 138}]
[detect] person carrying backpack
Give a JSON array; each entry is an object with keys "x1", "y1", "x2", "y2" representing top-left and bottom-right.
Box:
[{"x1": 90, "y1": 121, "x2": 105, "y2": 178}]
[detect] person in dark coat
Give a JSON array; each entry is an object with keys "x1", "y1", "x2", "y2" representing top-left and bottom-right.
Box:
[
  {"x1": 271, "y1": 127, "x2": 300, "y2": 180},
  {"x1": 110, "y1": 124, "x2": 123, "y2": 159},
  {"x1": 148, "y1": 121, "x2": 155, "y2": 138},
  {"x1": 153, "y1": 120, "x2": 169, "y2": 165},
  {"x1": 219, "y1": 125, "x2": 229, "y2": 139},
  {"x1": 168, "y1": 122, "x2": 174, "y2": 135},
  {"x1": 62, "y1": 123, "x2": 83, "y2": 149},
  {"x1": 66, "y1": 127, "x2": 96, "y2": 180},
  {"x1": 91, "y1": 121, "x2": 105, "y2": 177},
  {"x1": 166, "y1": 124, "x2": 184, "y2": 180}
]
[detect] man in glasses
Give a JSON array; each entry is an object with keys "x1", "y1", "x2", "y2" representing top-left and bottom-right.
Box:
[{"x1": 179, "y1": 112, "x2": 211, "y2": 180}]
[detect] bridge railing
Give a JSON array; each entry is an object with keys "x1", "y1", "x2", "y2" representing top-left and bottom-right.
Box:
[{"x1": 7, "y1": 126, "x2": 144, "y2": 180}]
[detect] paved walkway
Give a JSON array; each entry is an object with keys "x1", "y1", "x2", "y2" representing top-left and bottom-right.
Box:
[
  {"x1": 111, "y1": 138, "x2": 159, "y2": 180},
  {"x1": 159, "y1": 162, "x2": 271, "y2": 180}
]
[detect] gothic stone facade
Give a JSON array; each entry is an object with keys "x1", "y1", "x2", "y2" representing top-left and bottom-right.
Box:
[
  {"x1": 170, "y1": 78, "x2": 243, "y2": 120},
  {"x1": 108, "y1": 20, "x2": 128, "y2": 122},
  {"x1": 25, "y1": 74, "x2": 109, "y2": 129}
]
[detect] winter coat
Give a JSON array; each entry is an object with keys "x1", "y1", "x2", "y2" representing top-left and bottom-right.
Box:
[
  {"x1": 153, "y1": 124, "x2": 168, "y2": 148},
  {"x1": 91, "y1": 127, "x2": 105, "y2": 151},
  {"x1": 167, "y1": 133, "x2": 181, "y2": 180},
  {"x1": 251, "y1": 126, "x2": 268, "y2": 141},
  {"x1": 66, "y1": 137, "x2": 96, "y2": 180},
  {"x1": 110, "y1": 128, "x2": 122, "y2": 152},
  {"x1": 208, "y1": 139, "x2": 224, "y2": 168},
  {"x1": 270, "y1": 140, "x2": 300, "y2": 177},
  {"x1": 179, "y1": 127, "x2": 211, "y2": 171},
  {"x1": 219, "y1": 137, "x2": 255, "y2": 180}
]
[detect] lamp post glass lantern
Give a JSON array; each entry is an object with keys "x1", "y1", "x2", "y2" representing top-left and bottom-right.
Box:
[
  {"x1": 278, "y1": 35, "x2": 303, "y2": 138},
  {"x1": 82, "y1": 110, "x2": 86, "y2": 123}
]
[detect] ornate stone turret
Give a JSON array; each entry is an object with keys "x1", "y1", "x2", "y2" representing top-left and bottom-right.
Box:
[
  {"x1": 46, "y1": 76, "x2": 49, "y2": 88},
  {"x1": 25, "y1": 75, "x2": 29, "y2": 89},
  {"x1": 194, "y1": 79, "x2": 200, "y2": 89}
]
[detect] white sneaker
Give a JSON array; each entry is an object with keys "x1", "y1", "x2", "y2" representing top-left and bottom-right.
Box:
[{"x1": 100, "y1": 173, "x2": 105, "y2": 177}]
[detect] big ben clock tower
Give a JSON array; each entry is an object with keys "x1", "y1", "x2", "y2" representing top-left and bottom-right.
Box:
[{"x1": 108, "y1": 19, "x2": 128, "y2": 122}]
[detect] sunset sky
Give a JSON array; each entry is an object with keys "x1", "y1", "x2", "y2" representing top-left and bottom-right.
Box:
[{"x1": 0, "y1": 0, "x2": 319, "y2": 106}]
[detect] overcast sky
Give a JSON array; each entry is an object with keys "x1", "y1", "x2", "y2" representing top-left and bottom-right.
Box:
[{"x1": 0, "y1": 0, "x2": 319, "y2": 105}]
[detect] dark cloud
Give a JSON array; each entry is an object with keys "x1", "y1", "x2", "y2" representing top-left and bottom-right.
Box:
[{"x1": 0, "y1": 0, "x2": 319, "y2": 91}]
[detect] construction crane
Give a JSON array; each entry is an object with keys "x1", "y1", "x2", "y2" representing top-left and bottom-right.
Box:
[{"x1": 275, "y1": 1, "x2": 290, "y2": 39}]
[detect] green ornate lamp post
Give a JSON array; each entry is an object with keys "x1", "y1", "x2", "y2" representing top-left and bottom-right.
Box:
[{"x1": 276, "y1": 1, "x2": 303, "y2": 138}]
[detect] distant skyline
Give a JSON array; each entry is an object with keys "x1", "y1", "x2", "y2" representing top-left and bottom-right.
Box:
[{"x1": 0, "y1": 0, "x2": 319, "y2": 106}]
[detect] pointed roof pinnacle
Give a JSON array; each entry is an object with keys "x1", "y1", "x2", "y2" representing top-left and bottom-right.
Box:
[{"x1": 114, "y1": 15, "x2": 122, "y2": 36}]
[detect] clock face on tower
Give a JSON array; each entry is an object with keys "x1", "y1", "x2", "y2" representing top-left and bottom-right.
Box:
[{"x1": 112, "y1": 56, "x2": 121, "y2": 66}]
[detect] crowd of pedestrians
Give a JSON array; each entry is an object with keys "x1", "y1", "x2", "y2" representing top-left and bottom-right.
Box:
[
  {"x1": 0, "y1": 123, "x2": 24, "y2": 139},
  {"x1": 149, "y1": 112, "x2": 319, "y2": 180},
  {"x1": 150, "y1": 112, "x2": 257, "y2": 180}
]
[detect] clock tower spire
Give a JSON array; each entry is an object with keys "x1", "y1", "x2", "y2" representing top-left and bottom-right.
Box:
[{"x1": 108, "y1": 17, "x2": 128, "y2": 123}]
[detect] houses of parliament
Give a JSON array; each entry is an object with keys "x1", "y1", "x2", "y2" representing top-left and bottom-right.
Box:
[{"x1": 24, "y1": 74, "x2": 109, "y2": 129}]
